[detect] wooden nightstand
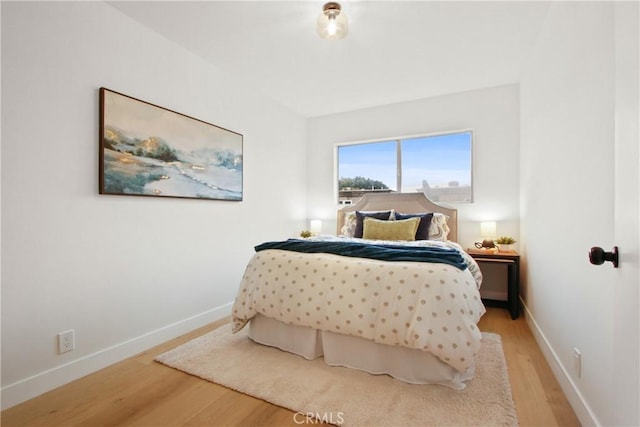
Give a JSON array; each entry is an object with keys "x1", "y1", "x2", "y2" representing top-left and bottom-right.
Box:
[{"x1": 467, "y1": 249, "x2": 520, "y2": 319}]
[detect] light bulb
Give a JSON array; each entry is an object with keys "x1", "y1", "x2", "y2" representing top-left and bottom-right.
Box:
[{"x1": 327, "y1": 18, "x2": 337, "y2": 35}]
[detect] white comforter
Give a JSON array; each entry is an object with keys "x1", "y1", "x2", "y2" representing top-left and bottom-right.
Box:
[{"x1": 232, "y1": 237, "x2": 485, "y2": 373}]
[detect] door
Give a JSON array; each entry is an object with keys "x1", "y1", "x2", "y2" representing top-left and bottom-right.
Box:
[{"x1": 612, "y1": 3, "x2": 639, "y2": 425}]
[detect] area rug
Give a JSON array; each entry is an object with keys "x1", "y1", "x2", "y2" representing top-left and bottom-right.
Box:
[{"x1": 155, "y1": 324, "x2": 518, "y2": 426}]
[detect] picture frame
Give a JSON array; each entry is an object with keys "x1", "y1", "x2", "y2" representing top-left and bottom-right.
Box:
[{"x1": 99, "y1": 88, "x2": 243, "y2": 201}]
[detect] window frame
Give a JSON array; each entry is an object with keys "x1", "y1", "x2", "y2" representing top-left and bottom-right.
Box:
[{"x1": 334, "y1": 129, "x2": 474, "y2": 204}]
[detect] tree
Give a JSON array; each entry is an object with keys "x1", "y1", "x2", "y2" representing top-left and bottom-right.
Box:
[{"x1": 339, "y1": 176, "x2": 389, "y2": 190}]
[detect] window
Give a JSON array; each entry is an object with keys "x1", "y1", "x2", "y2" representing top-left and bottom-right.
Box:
[{"x1": 337, "y1": 131, "x2": 472, "y2": 204}]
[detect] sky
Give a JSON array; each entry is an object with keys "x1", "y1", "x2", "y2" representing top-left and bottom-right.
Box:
[
  {"x1": 338, "y1": 132, "x2": 472, "y2": 191},
  {"x1": 104, "y1": 89, "x2": 242, "y2": 153}
]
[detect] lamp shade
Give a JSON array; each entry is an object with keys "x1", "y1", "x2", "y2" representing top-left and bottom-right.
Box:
[
  {"x1": 310, "y1": 219, "x2": 322, "y2": 234},
  {"x1": 317, "y1": 2, "x2": 348, "y2": 40},
  {"x1": 480, "y1": 221, "x2": 497, "y2": 239}
]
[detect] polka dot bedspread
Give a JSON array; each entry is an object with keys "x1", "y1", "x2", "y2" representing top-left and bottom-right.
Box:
[{"x1": 232, "y1": 239, "x2": 486, "y2": 374}]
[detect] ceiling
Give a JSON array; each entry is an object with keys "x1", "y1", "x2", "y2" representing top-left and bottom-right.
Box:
[{"x1": 109, "y1": 1, "x2": 551, "y2": 118}]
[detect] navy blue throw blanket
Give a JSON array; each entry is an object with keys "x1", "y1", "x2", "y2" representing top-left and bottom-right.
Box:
[{"x1": 255, "y1": 239, "x2": 468, "y2": 270}]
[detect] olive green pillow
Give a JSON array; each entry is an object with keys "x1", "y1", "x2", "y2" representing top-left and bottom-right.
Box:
[{"x1": 362, "y1": 217, "x2": 421, "y2": 241}]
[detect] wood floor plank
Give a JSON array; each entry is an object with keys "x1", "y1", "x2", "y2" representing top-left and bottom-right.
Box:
[
  {"x1": 125, "y1": 380, "x2": 230, "y2": 427},
  {"x1": 181, "y1": 391, "x2": 267, "y2": 426},
  {"x1": 477, "y1": 308, "x2": 580, "y2": 427},
  {"x1": 2, "y1": 307, "x2": 579, "y2": 426}
]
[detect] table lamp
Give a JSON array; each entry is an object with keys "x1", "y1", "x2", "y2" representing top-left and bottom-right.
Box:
[{"x1": 475, "y1": 221, "x2": 497, "y2": 248}]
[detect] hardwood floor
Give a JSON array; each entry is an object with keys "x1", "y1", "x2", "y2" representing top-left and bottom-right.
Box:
[{"x1": 2, "y1": 307, "x2": 580, "y2": 426}]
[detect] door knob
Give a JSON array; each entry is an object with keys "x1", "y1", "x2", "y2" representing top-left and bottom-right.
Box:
[{"x1": 589, "y1": 246, "x2": 619, "y2": 268}]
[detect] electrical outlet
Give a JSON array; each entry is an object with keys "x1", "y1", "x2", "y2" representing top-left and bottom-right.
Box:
[
  {"x1": 58, "y1": 330, "x2": 75, "y2": 354},
  {"x1": 573, "y1": 348, "x2": 581, "y2": 378}
]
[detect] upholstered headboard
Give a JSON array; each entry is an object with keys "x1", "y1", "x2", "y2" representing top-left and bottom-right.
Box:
[{"x1": 337, "y1": 192, "x2": 458, "y2": 242}]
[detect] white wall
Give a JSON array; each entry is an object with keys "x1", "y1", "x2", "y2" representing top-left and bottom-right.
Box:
[
  {"x1": 307, "y1": 85, "x2": 520, "y2": 250},
  {"x1": 1, "y1": 2, "x2": 307, "y2": 408},
  {"x1": 520, "y1": 2, "x2": 620, "y2": 425}
]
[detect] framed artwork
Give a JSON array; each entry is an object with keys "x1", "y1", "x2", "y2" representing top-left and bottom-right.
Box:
[{"x1": 99, "y1": 88, "x2": 243, "y2": 201}]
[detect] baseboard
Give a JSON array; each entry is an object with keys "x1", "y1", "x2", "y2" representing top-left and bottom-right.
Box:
[
  {"x1": 1, "y1": 302, "x2": 233, "y2": 410},
  {"x1": 521, "y1": 300, "x2": 600, "y2": 426}
]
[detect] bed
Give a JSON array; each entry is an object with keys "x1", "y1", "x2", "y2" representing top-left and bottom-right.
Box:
[{"x1": 231, "y1": 193, "x2": 485, "y2": 390}]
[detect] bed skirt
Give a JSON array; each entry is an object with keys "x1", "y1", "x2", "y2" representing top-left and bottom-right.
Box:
[{"x1": 248, "y1": 314, "x2": 474, "y2": 390}]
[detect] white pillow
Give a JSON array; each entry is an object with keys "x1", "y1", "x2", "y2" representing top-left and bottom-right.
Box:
[
  {"x1": 340, "y1": 211, "x2": 357, "y2": 237},
  {"x1": 428, "y1": 213, "x2": 450, "y2": 241}
]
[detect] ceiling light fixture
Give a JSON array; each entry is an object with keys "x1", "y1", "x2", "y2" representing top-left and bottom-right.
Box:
[{"x1": 316, "y1": 2, "x2": 348, "y2": 41}]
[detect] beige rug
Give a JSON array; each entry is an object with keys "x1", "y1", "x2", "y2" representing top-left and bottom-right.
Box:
[{"x1": 155, "y1": 324, "x2": 518, "y2": 426}]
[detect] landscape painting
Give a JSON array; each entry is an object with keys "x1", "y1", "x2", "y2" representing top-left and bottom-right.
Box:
[{"x1": 99, "y1": 88, "x2": 243, "y2": 201}]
